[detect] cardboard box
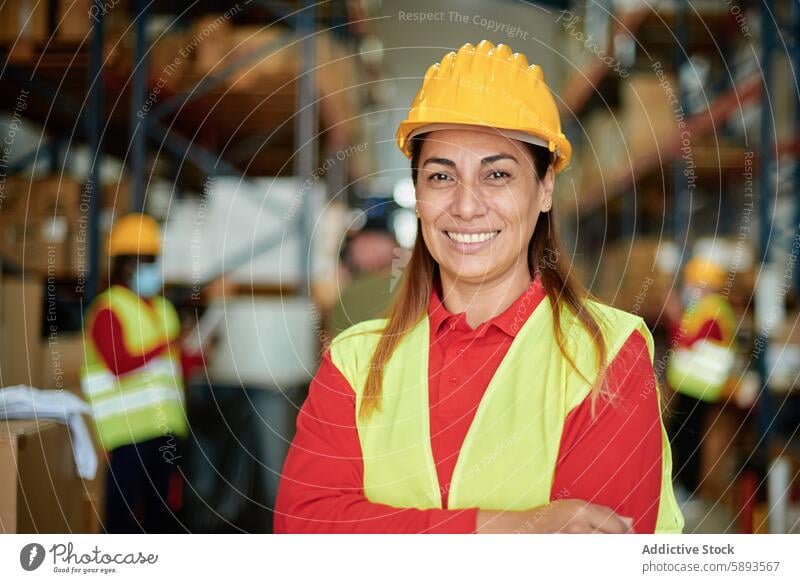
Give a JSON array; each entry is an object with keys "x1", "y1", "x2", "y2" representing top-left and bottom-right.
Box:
[
  {"x1": 0, "y1": 176, "x2": 33, "y2": 219},
  {"x1": 579, "y1": 109, "x2": 626, "y2": 197},
  {"x1": 190, "y1": 16, "x2": 236, "y2": 78},
  {"x1": 102, "y1": 181, "x2": 130, "y2": 217},
  {"x1": 227, "y1": 26, "x2": 297, "y2": 89},
  {"x1": 192, "y1": 18, "x2": 296, "y2": 90},
  {"x1": 0, "y1": 217, "x2": 80, "y2": 276},
  {"x1": 0, "y1": 176, "x2": 84, "y2": 220},
  {"x1": 55, "y1": 0, "x2": 91, "y2": 41},
  {"x1": 40, "y1": 334, "x2": 86, "y2": 394},
  {"x1": 149, "y1": 31, "x2": 192, "y2": 88},
  {"x1": 31, "y1": 177, "x2": 84, "y2": 219},
  {"x1": 0, "y1": 0, "x2": 48, "y2": 42},
  {"x1": 0, "y1": 276, "x2": 43, "y2": 387},
  {"x1": 0, "y1": 420, "x2": 85, "y2": 533},
  {"x1": 620, "y1": 72, "x2": 681, "y2": 163},
  {"x1": 595, "y1": 239, "x2": 678, "y2": 322}
]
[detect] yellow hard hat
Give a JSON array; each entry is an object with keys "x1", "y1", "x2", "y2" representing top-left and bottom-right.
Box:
[
  {"x1": 396, "y1": 40, "x2": 572, "y2": 172},
  {"x1": 107, "y1": 213, "x2": 161, "y2": 257},
  {"x1": 684, "y1": 257, "x2": 726, "y2": 289}
]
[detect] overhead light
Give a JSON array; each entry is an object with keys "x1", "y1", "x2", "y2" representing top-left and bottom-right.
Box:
[
  {"x1": 392, "y1": 177, "x2": 415, "y2": 209},
  {"x1": 392, "y1": 209, "x2": 417, "y2": 249}
]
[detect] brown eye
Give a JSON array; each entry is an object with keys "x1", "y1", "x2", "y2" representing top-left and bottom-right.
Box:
[
  {"x1": 428, "y1": 172, "x2": 453, "y2": 182},
  {"x1": 486, "y1": 170, "x2": 511, "y2": 180}
]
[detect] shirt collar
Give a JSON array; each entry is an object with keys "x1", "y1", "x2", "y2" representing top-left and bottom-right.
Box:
[{"x1": 428, "y1": 274, "x2": 547, "y2": 338}]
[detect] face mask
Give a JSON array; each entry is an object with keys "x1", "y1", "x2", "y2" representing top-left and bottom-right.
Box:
[{"x1": 131, "y1": 263, "x2": 163, "y2": 298}]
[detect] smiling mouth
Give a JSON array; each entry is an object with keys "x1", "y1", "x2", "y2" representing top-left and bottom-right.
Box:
[{"x1": 445, "y1": 230, "x2": 501, "y2": 244}]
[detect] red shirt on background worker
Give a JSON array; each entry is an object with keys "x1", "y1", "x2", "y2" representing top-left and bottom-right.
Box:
[
  {"x1": 275, "y1": 40, "x2": 684, "y2": 534},
  {"x1": 80, "y1": 213, "x2": 203, "y2": 533},
  {"x1": 666, "y1": 257, "x2": 738, "y2": 503}
]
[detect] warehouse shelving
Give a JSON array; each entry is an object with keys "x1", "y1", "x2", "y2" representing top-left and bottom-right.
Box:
[
  {"x1": 573, "y1": 72, "x2": 762, "y2": 216},
  {"x1": 0, "y1": 0, "x2": 365, "y2": 301},
  {"x1": 561, "y1": 0, "x2": 800, "y2": 533},
  {"x1": 560, "y1": 9, "x2": 649, "y2": 116},
  {"x1": 560, "y1": 6, "x2": 743, "y2": 118}
]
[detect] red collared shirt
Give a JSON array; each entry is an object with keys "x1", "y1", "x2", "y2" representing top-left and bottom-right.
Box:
[{"x1": 275, "y1": 277, "x2": 664, "y2": 533}]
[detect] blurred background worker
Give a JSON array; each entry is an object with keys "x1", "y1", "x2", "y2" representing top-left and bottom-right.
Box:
[
  {"x1": 667, "y1": 257, "x2": 738, "y2": 509},
  {"x1": 329, "y1": 222, "x2": 399, "y2": 336},
  {"x1": 80, "y1": 213, "x2": 203, "y2": 533}
]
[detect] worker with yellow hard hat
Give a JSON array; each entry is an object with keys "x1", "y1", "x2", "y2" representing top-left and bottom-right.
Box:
[
  {"x1": 666, "y1": 256, "x2": 738, "y2": 504},
  {"x1": 81, "y1": 213, "x2": 200, "y2": 532},
  {"x1": 275, "y1": 41, "x2": 683, "y2": 534}
]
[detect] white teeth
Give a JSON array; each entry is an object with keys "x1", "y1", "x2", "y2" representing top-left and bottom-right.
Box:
[{"x1": 446, "y1": 231, "x2": 499, "y2": 244}]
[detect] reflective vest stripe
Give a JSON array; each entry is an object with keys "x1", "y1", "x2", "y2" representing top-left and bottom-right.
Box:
[
  {"x1": 81, "y1": 358, "x2": 180, "y2": 398},
  {"x1": 671, "y1": 342, "x2": 735, "y2": 385},
  {"x1": 668, "y1": 341, "x2": 736, "y2": 402},
  {"x1": 81, "y1": 368, "x2": 117, "y2": 398},
  {"x1": 90, "y1": 385, "x2": 184, "y2": 420}
]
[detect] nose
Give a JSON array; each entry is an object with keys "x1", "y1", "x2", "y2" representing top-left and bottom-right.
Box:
[{"x1": 450, "y1": 178, "x2": 487, "y2": 221}]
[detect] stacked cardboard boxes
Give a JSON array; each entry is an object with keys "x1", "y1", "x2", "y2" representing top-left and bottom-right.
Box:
[
  {"x1": 578, "y1": 109, "x2": 626, "y2": 203},
  {"x1": 0, "y1": 420, "x2": 86, "y2": 533},
  {"x1": 0, "y1": 176, "x2": 130, "y2": 278},
  {"x1": 0, "y1": 177, "x2": 85, "y2": 277},
  {"x1": 594, "y1": 239, "x2": 679, "y2": 322},
  {"x1": 0, "y1": 0, "x2": 48, "y2": 43},
  {"x1": 54, "y1": 0, "x2": 92, "y2": 42},
  {"x1": 0, "y1": 275, "x2": 105, "y2": 533},
  {"x1": 191, "y1": 20, "x2": 297, "y2": 90},
  {"x1": 620, "y1": 71, "x2": 681, "y2": 165},
  {"x1": 0, "y1": 276, "x2": 44, "y2": 388},
  {"x1": 0, "y1": 0, "x2": 93, "y2": 43}
]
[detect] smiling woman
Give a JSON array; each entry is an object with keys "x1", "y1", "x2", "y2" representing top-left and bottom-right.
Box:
[{"x1": 275, "y1": 40, "x2": 684, "y2": 535}]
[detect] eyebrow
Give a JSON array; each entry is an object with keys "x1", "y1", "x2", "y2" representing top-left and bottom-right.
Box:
[
  {"x1": 421, "y1": 153, "x2": 519, "y2": 168},
  {"x1": 481, "y1": 153, "x2": 518, "y2": 165},
  {"x1": 422, "y1": 157, "x2": 456, "y2": 168}
]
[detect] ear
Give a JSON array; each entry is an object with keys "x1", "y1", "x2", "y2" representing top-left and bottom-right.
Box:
[{"x1": 540, "y1": 165, "x2": 555, "y2": 211}]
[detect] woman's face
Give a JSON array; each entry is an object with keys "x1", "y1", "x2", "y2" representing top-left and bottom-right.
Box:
[{"x1": 415, "y1": 128, "x2": 554, "y2": 287}]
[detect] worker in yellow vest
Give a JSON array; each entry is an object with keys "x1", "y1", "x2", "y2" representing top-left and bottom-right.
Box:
[
  {"x1": 275, "y1": 41, "x2": 683, "y2": 534},
  {"x1": 81, "y1": 213, "x2": 198, "y2": 533},
  {"x1": 666, "y1": 257, "x2": 737, "y2": 501}
]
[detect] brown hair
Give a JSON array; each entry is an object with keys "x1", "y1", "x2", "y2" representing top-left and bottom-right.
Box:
[{"x1": 358, "y1": 134, "x2": 610, "y2": 419}]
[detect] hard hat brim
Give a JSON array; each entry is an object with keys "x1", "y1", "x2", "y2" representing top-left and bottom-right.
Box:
[
  {"x1": 406, "y1": 122, "x2": 551, "y2": 150},
  {"x1": 397, "y1": 119, "x2": 571, "y2": 172}
]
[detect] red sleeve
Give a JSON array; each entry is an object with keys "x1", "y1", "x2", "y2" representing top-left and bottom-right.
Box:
[
  {"x1": 274, "y1": 351, "x2": 478, "y2": 533},
  {"x1": 671, "y1": 317, "x2": 724, "y2": 348},
  {"x1": 550, "y1": 330, "x2": 664, "y2": 534},
  {"x1": 180, "y1": 349, "x2": 206, "y2": 382},
  {"x1": 91, "y1": 308, "x2": 171, "y2": 376},
  {"x1": 686, "y1": 319, "x2": 724, "y2": 345}
]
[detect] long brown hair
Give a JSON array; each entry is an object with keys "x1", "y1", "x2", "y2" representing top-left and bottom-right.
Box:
[{"x1": 358, "y1": 135, "x2": 610, "y2": 419}]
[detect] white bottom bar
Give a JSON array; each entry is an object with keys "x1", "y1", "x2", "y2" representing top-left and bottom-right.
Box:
[{"x1": 1, "y1": 534, "x2": 798, "y2": 582}]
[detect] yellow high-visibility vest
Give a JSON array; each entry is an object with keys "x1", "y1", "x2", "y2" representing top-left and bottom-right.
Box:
[
  {"x1": 331, "y1": 296, "x2": 684, "y2": 533},
  {"x1": 80, "y1": 285, "x2": 188, "y2": 451},
  {"x1": 667, "y1": 293, "x2": 738, "y2": 402}
]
